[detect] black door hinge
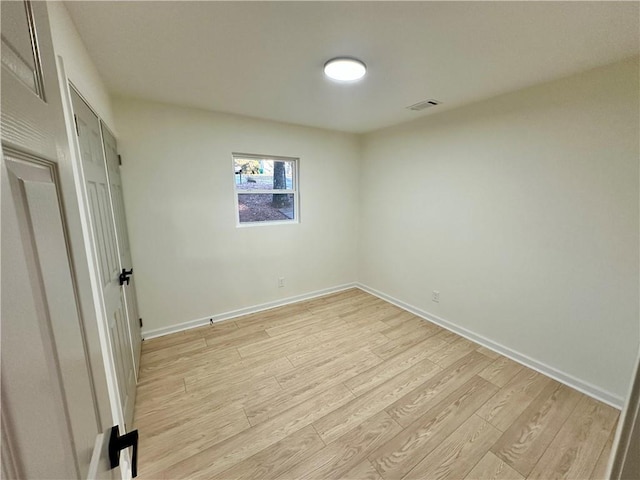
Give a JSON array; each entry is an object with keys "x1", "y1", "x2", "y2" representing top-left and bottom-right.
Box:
[
  {"x1": 118, "y1": 154, "x2": 122, "y2": 166},
  {"x1": 139, "y1": 318, "x2": 143, "y2": 328},
  {"x1": 73, "y1": 114, "x2": 79, "y2": 136}
]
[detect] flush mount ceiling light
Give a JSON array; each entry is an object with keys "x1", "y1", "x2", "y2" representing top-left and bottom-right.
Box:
[{"x1": 323, "y1": 57, "x2": 367, "y2": 82}]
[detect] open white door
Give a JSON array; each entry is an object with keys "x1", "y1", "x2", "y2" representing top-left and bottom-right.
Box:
[{"x1": 1, "y1": 1, "x2": 130, "y2": 478}]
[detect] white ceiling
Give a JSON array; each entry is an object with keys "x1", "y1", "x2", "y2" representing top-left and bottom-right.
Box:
[{"x1": 65, "y1": 1, "x2": 639, "y2": 134}]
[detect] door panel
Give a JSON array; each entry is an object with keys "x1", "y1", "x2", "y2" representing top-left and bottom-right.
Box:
[
  {"x1": 1, "y1": 1, "x2": 115, "y2": 478},
  {"x1": 1, "y1": 1, "x2": 55, "y2": 156},
  {"x1": 23, "y1": 176, "x2": 100, "y2": 470},
  {"x1": 102, "y1": 123, "x2": 143, "y2": 373},
  {"x1": 111, "y1": 299, "x2": 134, "y2": 419},
  {"x1": 0, "y1": 0, "x2": 42, "y2": 96},
  {"x1": 1, "y1": 154, "x2": 80, "y2": 478},
  {"x1": 70, "y1": 88, "x2": 136, "y2": 428}
]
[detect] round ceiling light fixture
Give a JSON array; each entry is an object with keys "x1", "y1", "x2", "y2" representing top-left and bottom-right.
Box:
[{"x1": 323, "y1": 57, "x2": 367, "y2": 82}]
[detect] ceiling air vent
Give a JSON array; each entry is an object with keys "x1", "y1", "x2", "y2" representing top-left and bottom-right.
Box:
[{"x1": 406, "y1": 99, "x2": 442, "y2": 111}]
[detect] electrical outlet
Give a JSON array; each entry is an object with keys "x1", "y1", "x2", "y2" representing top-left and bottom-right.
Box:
[
  {"x1": 278, "y1": 277, "x2": 285, "y2": 288},
  {"x1": 432, "y1": 290, "x2": 440, "y2": 303}
]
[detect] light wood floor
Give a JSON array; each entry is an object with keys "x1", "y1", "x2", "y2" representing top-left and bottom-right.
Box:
[{"x1": 134, "y1": 289, "x2": 619, "y2": 480}]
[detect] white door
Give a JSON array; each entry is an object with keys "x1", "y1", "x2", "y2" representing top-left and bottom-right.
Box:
[
  {"x1": 1, "y1": 1, "x2": 116, "y2": 478},
  {"x1": 101, "y1": 123, "x2": 143, "y2": 374},
  {"x1": 70, "y1": 88, "x2": 137, "y2": 429}
]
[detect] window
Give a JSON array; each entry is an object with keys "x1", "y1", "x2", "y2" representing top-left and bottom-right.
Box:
[{"x1": 233, "y1": 153, "x2": 299, "y2": 225}]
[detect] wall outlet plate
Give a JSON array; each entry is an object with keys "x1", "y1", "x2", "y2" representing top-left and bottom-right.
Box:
[{"x1": 432, "y1": 290, "x2": 440, "y2": 303}]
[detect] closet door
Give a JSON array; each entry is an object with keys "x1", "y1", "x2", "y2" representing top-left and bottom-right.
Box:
[
  {"x1": 102, "y1": 122, "x2": 143, "y2": 373},
  {"x1": 70, "y1": 88, "x2": 137, "y2": 428}
]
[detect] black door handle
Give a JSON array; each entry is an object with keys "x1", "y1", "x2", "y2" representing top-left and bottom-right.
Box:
[
  {"x1": 119, "y1": 268, "x2": 133, "y2": 286},
  {"x1": 109, "y1": 425, "x2": 138, "y2": 477}
]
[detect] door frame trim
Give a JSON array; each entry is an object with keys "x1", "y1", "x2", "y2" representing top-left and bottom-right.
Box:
[
  {"x1": 55, "y1": 55, "x2": 127, "y2": 434},
  {"x1": 608, "y1": 348, "x2": 640, "y2": 478}
]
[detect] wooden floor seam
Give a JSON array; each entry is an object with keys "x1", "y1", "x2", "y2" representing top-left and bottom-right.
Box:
[{"x1": 134, "y1": 288, "x2": 619, "y2": 479}]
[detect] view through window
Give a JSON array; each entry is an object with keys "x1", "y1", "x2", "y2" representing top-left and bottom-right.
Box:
[{"x1": 233, "y1": 154, "x2": 299, "y2": 225}]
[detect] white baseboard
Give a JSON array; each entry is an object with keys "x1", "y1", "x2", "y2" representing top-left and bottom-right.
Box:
[
  {"x1": 142, "y1": 283, "x2": 358, "y2": 340},
  {"x1": 357, "y1": 283, "x2": 624, "y2": 409},
  {"x1": 141, "y1": 280, "x2": 623, "y2": 409}
]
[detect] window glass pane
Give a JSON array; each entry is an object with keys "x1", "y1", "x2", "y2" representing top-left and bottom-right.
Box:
[
  {"x1": 235, "y1": 159, "x2": 294, "y2": 191},
  {"x1": 238, "y1": 193, "x2": 295, "y2": 223}
]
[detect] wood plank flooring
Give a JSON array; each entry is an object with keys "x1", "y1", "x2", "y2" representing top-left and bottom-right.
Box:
[{"x1": 133, "y1": 289, "x2": 619, "y2": 479}]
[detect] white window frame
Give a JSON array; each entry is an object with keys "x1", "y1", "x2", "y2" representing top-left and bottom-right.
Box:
[{"x1": 232, "y1": 152, "x2": 300, "y2": 227}]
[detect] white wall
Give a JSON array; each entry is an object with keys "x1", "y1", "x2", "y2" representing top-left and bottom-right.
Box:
[
  {"x1": 359, "y1": 58, "x2": 640, "y2": 402},
  {"x1": 113, "y1": 98, "x2": 360, "y2": 334},
  {"x1": 47, "y1": 1, "x2": 116, "y2": 129}
]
